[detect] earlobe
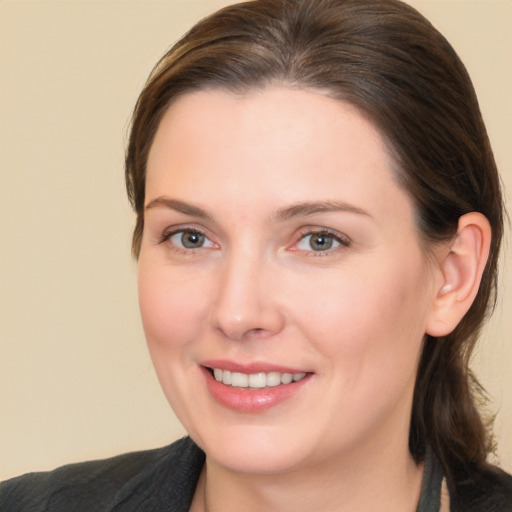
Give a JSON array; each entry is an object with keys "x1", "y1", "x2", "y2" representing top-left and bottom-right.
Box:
[{"x1": 426, "y1": 212, "x2": 491, "y2": 337}]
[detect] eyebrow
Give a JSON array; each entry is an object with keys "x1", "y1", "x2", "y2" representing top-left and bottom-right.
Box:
[
  {"x1": 273, "y1": 200, "x2": 372, "y2": 221},
  {"x1": 144, "y1": 197, "x2": 212, "y2": 220},
  {"x1": 144, "y1": 196, "x2": 371, "y2": 222}
]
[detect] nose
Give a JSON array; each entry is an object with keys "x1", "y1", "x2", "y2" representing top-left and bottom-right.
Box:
[{"x1": 209, "y1": 250, "x2": 285, "y2": 341}]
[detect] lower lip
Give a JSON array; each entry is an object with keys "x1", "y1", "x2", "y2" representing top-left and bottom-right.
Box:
[{"x1": 201, "y1": 367, "x2": 311, "y2": 413}]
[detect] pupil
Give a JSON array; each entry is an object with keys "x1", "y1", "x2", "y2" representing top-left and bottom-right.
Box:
[
  {"x1": 311, "y1": 234, "x2": 332, "y2": 251},
  {"x1": 182, "y1": 231, "x2": 204, "y2": 248}
]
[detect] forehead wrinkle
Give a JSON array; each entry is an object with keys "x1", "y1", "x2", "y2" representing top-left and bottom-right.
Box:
[
  {"x1": 272, "y1": 200, "x2": 373, "y2": 223},
  {"x1": 144, "y1": 196, "x2": 213, "y2": 220}
]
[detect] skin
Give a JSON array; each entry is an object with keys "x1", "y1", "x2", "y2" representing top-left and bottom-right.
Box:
[{"x1": 138, "y1": 86, "x2": 448, "y2": 511}]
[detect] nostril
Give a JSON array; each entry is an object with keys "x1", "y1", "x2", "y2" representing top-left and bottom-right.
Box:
[{"x1": 244, "y1": 327, "x2": 269, "y2": 340}]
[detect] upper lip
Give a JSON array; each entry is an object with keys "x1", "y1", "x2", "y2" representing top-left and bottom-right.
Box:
[{"x1": 201, "y1": 359, "x2": 311, "y2": 374}]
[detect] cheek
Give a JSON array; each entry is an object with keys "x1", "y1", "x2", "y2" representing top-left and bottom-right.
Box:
[
  {"x1": 136, "y1": 258, "x2": 212, "y2": 423},
  {"x1": 137, "y1": 260, "x2": 208, "y2": 355},
  {"x1": 294, "y1": 255, "x2": 432, "y2": 368}
]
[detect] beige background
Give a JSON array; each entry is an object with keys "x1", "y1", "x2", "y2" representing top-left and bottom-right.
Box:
[{"x1": 0, "y1": 0, "x2": 510, "y2": 480}]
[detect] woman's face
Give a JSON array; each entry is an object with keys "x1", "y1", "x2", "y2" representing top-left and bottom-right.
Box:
[{"x1": 138, "y1": 87, "x2": 442, "y2": 474}]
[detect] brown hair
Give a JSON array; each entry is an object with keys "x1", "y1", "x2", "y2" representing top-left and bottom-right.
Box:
[{"x1": 125, "y1": 0, "x2": 504, "y2": 485}]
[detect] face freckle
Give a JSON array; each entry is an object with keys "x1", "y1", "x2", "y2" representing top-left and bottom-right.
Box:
[{"x1": 137, "y1": 86, "x2": 440, "y2": 475}]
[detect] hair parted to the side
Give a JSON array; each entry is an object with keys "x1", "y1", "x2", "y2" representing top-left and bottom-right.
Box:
[{"x1": 125, "y1": 0, "x2": 504, "y2": 486}]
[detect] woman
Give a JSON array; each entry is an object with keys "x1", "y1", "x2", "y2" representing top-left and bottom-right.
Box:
[{"x1": 1, "y1": 0, "x2": 511, "y2": 510}]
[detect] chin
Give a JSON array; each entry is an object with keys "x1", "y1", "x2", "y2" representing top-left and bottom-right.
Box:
[
  {"x1": 190, "y1": 424, "x2": 315, "y2": 475},
  {"x1": 209, "y1": 445, "x2": 310, "y2": 476}
]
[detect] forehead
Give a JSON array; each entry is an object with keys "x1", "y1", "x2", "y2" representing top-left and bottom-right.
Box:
[
  {"x1": 145, "y1": 86, "x2": 414, "y2": 229},
  {"x1": 148, "y1": 87, "x2": 391, "y2": 180}
]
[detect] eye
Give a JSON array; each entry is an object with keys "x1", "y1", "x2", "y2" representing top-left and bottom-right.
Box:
[
  {"x1": 295, "y1": 231, "x2": 349, "y2": 253},
  {"x1": 167, "y1": 229, "x2": 215, "y2": 250}
]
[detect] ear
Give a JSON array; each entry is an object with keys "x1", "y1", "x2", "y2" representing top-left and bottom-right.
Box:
[{"x1": 426, "y1": 212, "x2": 491, "y2": 337}]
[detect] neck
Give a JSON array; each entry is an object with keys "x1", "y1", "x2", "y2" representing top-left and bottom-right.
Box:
[{"x1": 191, "y1": 440, "x2": 424, "y2": 512}]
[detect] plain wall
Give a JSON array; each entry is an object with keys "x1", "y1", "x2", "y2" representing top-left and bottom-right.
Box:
[{"x1": 0, "y1": 0, "x2": 510, "y2": 479}]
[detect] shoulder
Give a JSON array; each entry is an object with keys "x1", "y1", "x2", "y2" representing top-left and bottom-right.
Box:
[
  {"x1": 450, "y1": 462, "x2": 512, "y2": 512},
  {"x1": 0, "y1": 437, "x2": 205, "y2": 512}
]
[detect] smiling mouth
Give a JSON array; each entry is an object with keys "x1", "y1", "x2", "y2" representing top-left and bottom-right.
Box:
[{"x1": 207, "y1": 367, "x2": 308, "y2": 389}]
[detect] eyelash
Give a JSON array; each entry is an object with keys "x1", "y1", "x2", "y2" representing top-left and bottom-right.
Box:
[
  {"x1": 292, "y1": 229, "x2": 351, "y2": 256},
  {"x1": 157, "y1": 227, "x2": 351, "y2": 256},
  {"x1": 158, "y1": 228, "x2": 216, "y2": 253}
]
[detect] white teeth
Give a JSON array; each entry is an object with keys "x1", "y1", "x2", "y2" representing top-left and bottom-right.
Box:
[
  {"x1": 211, "y1": 368, "x2": 307, "y2": 388},
  {"x1": 231, "y1": 372, "x2": 248, "y2": 387},
  {"x1": 248, "y1": 373, "x2": 266, "y2": 388},
  {"x1": 281, "y1": 373, "x2": 293, "y2": 384},
  {"x1": 266, "y1": 372, "x2": 281, "y2": 387},
  {"x1": 222, "y1": 370, "x2": 232, "y2": 385}
]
